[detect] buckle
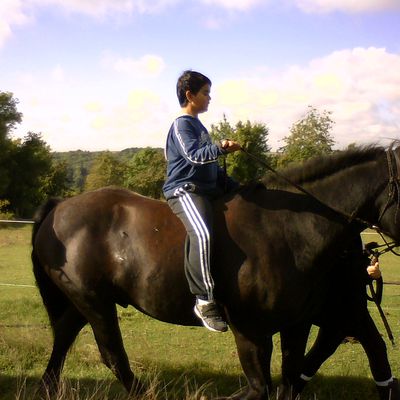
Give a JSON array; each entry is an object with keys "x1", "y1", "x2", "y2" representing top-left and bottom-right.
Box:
[{"x1": 183, "y1": 183, "x2": 196, "y2": 192}]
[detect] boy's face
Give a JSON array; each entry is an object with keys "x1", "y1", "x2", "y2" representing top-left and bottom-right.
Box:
[{"x1": 187, "y1": 84, "x2": 211, "y2": 115}]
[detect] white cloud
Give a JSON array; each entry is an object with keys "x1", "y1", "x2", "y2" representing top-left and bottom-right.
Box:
[
  {"x1": 51, "y1": 65, "x2": 65, "y2": 82},
  {"x1": 10, "y1": 68, "x2": 175, "y2": 151},
  {"x1": 29, "y1": 0, "x2": 179, "y2": 17},
  {"x1": 85, "y1": 89, "x2": 171, "y2": 149},
  {"x1": 291, "y1": 0, "x2": 400, "y2": 13},
  {"x1": 200, "y1": 0, "x2": 265, "y2": 11},
  {"x1": 1, "y1": 0, "x2": 398, "y2": 51},
  {"x1": 10, "y1": 47, "x2": 400, "y2": 152},
  {"x1": 0, "y1": 0, "x2": 32, "y2": 48},
  {"x1": 198, "y1": 0, "x2": 400, "y2": 13},
  {"x1": 0, "y1": 0, "x2": 178, "y2": 48},
  {"x1": 206, "y1": 47, "x2": 400, "y2": 150},
  {"x1": 102, "y1": 53, "x2": 166, "y2": 77}
]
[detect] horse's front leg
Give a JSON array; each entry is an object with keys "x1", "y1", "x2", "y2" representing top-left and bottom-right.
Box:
[
  {"x1": 227, "y1": 328, "x2": 273, "y2": 400},
  {"x1": 277, "y1": 322, "x2": 311, "y2": 400}
]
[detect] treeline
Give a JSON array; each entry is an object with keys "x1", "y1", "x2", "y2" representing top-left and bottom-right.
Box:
[
  {"x1": 53, "y1": 148, "x2": 143, "y2": 193},
  {"x1": 1, "y1": 91, "x2": 338, "y2": 219}
]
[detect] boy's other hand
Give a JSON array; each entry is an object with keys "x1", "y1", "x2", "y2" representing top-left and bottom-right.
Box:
[{"x1": 367, "y1": 262, "x2": 382, "y2": 279}]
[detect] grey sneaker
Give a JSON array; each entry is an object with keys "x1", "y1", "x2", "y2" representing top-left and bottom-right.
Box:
[{"x1": 194, "y1": 301, "x2": 228, "y2": 332}]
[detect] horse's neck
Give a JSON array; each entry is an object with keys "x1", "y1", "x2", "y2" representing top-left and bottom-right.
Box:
[
  {"x1": 304, "y1": 158, "x2": 383, "y2": 224},
  {"x1": 292, "y1": 158, "x2": 385, "y2": 268}
]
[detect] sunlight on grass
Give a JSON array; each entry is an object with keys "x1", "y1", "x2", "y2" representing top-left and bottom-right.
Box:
[{"x1": 1, "y1": 226, "x2": 400, "y2": 399}]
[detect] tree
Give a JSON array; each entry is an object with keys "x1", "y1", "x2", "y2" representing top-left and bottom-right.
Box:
[
  {"x1": 5, "y1": 132, "x2": 67, "y2": 217},
  {"x1": 0, "y1": 91, "x2": 22, "y2": 141},
  {"x1": 84, "y1": 152, "x2": 126, "y2": 191},
  {"x1": 0, "y1": 199, "x2": 13, "y2": 219},
  {"x1": 210, "y1": 116, "x2": 271, "y2": 183},
  {"x1": 0, "y1": 92, "x2": 23, "y2": 195},
  {"x1": 0, "y1": 93, "x2": 68, "y2": 217},
  {"x1": 124, "y1": 148, "x2": 166, "y2": 199},
  {"x1": 278, "y1": 106, "x2": 335, "y2": 167},
  {"x1": 40, "y1": 160, "x2": 70, "y2": 198}
]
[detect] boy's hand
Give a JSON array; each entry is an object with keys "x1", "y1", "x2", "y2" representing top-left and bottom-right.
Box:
[{"x1": 221, "y1": 140, "x2": 241, "y2": 153}]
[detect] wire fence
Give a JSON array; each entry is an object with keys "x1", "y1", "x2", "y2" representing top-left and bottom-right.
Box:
[
  {"x1": 0, "y1": 219, "x2": 34, "y2": 224},
  {"x1": 0, "y1": 220, "x2": 35, "y2": 289}
]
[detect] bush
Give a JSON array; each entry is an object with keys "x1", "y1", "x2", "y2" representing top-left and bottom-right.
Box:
[{"x1": 0, "y1": 199, "x2": 14, "y2": 219}]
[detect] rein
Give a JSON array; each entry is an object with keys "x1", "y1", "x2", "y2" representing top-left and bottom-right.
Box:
[
  {"x1": 365, "y1": 240, "x2": 400, "y2": 258},
  {"x1": 240, "y1": 146, "x2": 400, "y2": 241},
  {"x1": 375, "y1": 231, "x2": 400, "y2": 256}
]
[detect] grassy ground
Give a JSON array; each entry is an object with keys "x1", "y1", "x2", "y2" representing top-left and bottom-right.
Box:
[{"x1": 0, "y1": 225, "x2": 399, "y2": 399}]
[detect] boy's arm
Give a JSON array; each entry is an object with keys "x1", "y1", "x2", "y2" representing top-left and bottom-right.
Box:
[{"x1": 173, "y1": 119, "x2": 225, "y2": 164}]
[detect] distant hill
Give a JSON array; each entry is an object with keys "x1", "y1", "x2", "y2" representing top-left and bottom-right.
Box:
[{"x1": 52, "y1": 147, "x2": 161, "y2": 193}]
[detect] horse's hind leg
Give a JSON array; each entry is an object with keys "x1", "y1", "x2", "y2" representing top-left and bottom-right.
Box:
[
  {"x1": 40, "y1": 305, "x2": 87, "y2": 396},
  {"x1": 85, "y1": 301, "x2": 144, "y2": 395}
]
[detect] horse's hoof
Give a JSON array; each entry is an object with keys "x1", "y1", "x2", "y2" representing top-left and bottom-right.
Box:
[
  {"x1": 35, "y1": 378, "x2": 59, "y2": 400},
  {"x1": 128, "y1": 378, "x2": 147, "y2": 397},
  {"x1": 219, "y1": 386, "x2": 268, "y2": 400},
  {"x1": 276, "y1": 384, "x2": 301, "y2": 400}
]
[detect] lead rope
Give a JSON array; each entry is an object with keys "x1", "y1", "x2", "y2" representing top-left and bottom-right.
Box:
[
  {"x1": 367, "y1": 252, "x2": 395, "y2": 346},
  {"x1": 369, "y1": 280, "x2": 395, "y2": 345}
]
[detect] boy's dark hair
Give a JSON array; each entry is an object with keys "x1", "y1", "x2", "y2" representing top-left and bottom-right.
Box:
[{"x1": 176, "y1": 70, "x2": 211, "y2": 107}]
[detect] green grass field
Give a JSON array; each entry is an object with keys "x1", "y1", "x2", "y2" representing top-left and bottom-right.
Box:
[{"x1": 0, "y1": 225, "x2": 399, "y2": 399}]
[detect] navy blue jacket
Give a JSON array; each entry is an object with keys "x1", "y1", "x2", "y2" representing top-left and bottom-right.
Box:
[{"x1": 163, "y1": 115, "x2": 237, "y2": 199}]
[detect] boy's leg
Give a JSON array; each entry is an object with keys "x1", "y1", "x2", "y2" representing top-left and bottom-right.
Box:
[
  {"x1": 168, "y1": 191, "x2": 214, "y2": 300},
  {"x1": 168, "y1": 191, "x2": 227, "y2": 332}
]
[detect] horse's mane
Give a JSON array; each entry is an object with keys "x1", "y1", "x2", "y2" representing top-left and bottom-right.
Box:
[
  {"x1": 268, "y1": 144, "x2": 384, "y2": 187},
  {"x1": 239, "y1": 143, "x2": 394, "y2": 194}
]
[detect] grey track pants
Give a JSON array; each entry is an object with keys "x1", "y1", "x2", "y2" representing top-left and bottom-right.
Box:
[{"x1": 167, "y1": 189, "x2": 215, "y2": 301}]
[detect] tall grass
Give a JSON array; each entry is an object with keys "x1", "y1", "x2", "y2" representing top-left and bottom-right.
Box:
[
  {"x1": 13, "y1": 373, "x2": 215, "y2": 400},
  {"x1": 0, "y1": 226, "x2": 399, "y2": 399}
]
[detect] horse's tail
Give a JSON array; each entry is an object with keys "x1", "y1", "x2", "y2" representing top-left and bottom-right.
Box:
[{"x1": 31, "y1": 198, "x2": 69, "y2": 330}]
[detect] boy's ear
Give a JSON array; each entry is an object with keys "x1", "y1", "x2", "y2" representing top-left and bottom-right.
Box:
[{"x1": 185, "y1": 90, "x2": 193, "y2": 103}]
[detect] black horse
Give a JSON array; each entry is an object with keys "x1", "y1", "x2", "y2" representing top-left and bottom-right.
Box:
[{"x1": 31, "y1": 143, "x2": 400, "y2": 399}]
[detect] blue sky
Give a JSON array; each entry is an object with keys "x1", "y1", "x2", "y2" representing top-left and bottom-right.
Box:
[{"x1": 1, "y1": 0, "x2": 400, "y2": 152}]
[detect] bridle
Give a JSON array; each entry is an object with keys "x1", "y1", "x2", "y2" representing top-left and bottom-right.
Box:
[
  {"x1": 377, "y1": 144, "x2": 400, "y2": 224},
  {"x1": 239, "y1": 144, "x2": 400, "y2": 254},
  {"x1": 371, "y1": 144, "x2": 400, "y2": 256}
]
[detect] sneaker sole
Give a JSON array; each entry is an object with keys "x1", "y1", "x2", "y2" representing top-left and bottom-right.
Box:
[{"x1": 194, "y1": 305, "x2": 228, "y2": 333}]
